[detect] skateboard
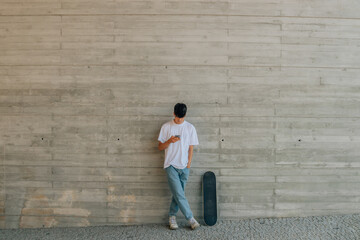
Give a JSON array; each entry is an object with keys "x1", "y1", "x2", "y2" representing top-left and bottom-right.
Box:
[{"x1": 203, "y1": 171, "x2": 217, "y2": 226}]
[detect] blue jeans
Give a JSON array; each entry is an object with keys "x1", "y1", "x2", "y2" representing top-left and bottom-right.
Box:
[{"x1": 165, "y1": 165, "x2": 193, "y2": 220}]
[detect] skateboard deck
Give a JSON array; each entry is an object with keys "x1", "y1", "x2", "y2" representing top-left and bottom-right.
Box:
[{"x1": 203, "y1": 171, "x2": 217, "y2": 226}]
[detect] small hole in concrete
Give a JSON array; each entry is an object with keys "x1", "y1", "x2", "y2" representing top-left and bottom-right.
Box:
[
  {"x1": 221, "y1": 139, "x2": 224, "y2": 142},
  {"x1": 298, "y1": 139, "x2": 301, "y2": 142},
  {"x1": 118, "y1": 138, "x2": 120, "y2": 140},
  {"x1": 41, "y1": 138, "x2": 44, "y2": 140}
]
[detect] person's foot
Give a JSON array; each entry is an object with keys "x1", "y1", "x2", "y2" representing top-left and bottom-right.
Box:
[
  {"x1": 169, "y1": 216, "x2": 179, "y2": 230},
  {"x1": 188, "y1": 217, "x2": 200, "y2": 230}
]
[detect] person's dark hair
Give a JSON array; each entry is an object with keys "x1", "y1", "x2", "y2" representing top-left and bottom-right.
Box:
[{"x1": 174, "y1": 103, "x2": 187, "y2": 118}]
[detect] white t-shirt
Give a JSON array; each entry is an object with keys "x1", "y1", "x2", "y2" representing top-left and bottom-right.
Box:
[{"x1": 158, "y1": 119, "x2": 199, "y2": 169}]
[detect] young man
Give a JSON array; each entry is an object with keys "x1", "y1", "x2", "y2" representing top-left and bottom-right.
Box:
[{"x1": 158, "y1": 103, "x2": 200, "y2": 230}]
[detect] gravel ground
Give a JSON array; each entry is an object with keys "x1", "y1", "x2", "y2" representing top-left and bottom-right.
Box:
[{"x1": 1, "y1": 214, "x2": 360, "y2": 240}]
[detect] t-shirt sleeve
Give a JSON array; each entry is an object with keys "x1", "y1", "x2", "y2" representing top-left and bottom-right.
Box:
[
  {"x1": 189, "y1": 126, "x2": 199, "y2": 145},
  {"x1": 158, "y1": 124, "x2": 167, "y2": 143}
]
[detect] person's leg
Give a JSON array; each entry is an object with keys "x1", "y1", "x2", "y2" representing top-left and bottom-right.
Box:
[
  {"x1": 169, "y1": 167, "x2": 189, "y2": 216},
  {"x1": 169, "y1": 195, "x2": 179, "y2": 216},
  {"x1": 166, "y1": 165, "x2": 179, "y2": 217},
  {"x1": 165, "y1": 166, "x2": 193, "y2": 220}
]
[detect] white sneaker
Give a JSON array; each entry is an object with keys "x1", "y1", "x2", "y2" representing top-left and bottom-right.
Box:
[
  {"x1": 189, "y1": 217, "x2": 200, "y2": 230},
  {"x1": 169, "y1": 216, "x2": 179, "y2": 230}
]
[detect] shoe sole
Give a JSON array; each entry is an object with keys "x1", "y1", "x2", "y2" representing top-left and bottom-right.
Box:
[
  {"x1": 169, "y1": 224, "x2": 178, "y2": 230},
  {"x1": 191, "y1": 224, "x2": 200, "y2": 230}
]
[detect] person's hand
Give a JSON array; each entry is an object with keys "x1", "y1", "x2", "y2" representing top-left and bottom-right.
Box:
[{"x1": 168, "y1": 136, "x2": 180, "y2": 144}]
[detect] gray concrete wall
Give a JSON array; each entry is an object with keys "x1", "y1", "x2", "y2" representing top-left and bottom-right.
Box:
[{"x1": 1, "y1": 0, "x2": 360, "y2": 229}]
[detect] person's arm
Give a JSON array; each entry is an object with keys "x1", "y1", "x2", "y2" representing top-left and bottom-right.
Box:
[
  {"x1": 187, "y1": 145, "x2": 194, "y2": 168},
  {"x1": 158, "y1": 136, "x2": 179, "y2": 151}
]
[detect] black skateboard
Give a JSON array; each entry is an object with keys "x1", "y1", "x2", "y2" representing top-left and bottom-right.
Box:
[{"x1": 203, "y1": 171, "x2": 217, "y2": 226}]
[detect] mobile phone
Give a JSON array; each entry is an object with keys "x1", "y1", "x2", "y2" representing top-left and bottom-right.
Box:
[{"x1": 175, "y1": 135, "x2": 181, "y2": 139}]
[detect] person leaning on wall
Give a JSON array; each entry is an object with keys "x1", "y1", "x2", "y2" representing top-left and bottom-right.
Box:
[{"x1": 158, "y1": 103, "x2": 200, "y2": 230}]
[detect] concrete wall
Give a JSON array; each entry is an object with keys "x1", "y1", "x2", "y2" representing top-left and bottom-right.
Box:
[{"x1": 1, "y1": 0, "x2": 360, "y2": 229}]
